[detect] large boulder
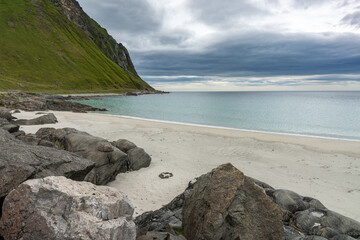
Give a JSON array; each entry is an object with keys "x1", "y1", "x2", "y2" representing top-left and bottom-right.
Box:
[
  {"x1": 128, "y1": 147, "x2": 151, "y2": 171},
  {"x1": 182, "y1": 163, "x2": 284, "y2": 240},
  {"x1": 36, "y1": 128, "x2": 128, "y2": 185},
  {"x1": 0, "y1": 128, "x2": 94, "y2": 215},
  {"x1": 0, "y1": 176, "x2": 136, "y2": 240},
  {"x1": 13, "y1": 113, "x2": 58, "y2": 125}
]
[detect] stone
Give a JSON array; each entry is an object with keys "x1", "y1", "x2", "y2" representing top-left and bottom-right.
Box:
[
  {"x1": 0, "y1": 107, "x2": 13, "y2": 121},
  {"x1": 0, "y1": 128, "x2": 94, "y2": 213},
  {"x1": 113, "y1": 139, "x2": 137, "y2": 153},
  {"x1": 0, "y1": 92, "x2": 106, "y2": 112},
  {"x1": 128, "y1": 147, "x2": 151, "y2": 171},
  {"x1": 13, "y1": 113, "x2": 58, "y2": 125},
  {"x1": 182, "y1": 163, "x2": 284, "y2": 240},
  {"x1": 1, "y1": 124, "x2": 19, "y2": 133},
  {"x1": 293, "y1": 209, "x2": 360, "y2": 239},
  {"x1": 137, "y1": 231, "x2": 186, "y2": 240},
  {"x1": 159, "y1": 172, "x2": 174, "y2": 179},
  {"x1": 35, "y1": 128, "x2": 128, "y2": 185},
  {"x1": 0, "y1": 176, "x2": 136, "y2": 240},
  {"x1": 269, "y1": 189, "x2": 326, "y2": 213}
]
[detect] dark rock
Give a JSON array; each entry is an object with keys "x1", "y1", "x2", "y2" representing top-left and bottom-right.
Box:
[
  {"x1": 0, "y1": 92, "x2": 106, "y2": 112},
  {"x1": 267, "y1": 189, "x2": 326, "y2": 213},
  {"x1": 2, "y1": 124, "x2": 19, "y2": 133},
  {"x1": 159, "y1": 172, "x2": 174, "y2": 179},
  {"x1": 113, "y1": 139, "x2": 137, "y2": 153},
  {"x1": 293, "y1": 209, "x2": 360, "y2": 239},
  {"x1": 0, "y1": 128, "x2": 94, "y2": 214},
  {"x1": 13, "y1": 109, "x2": 20, "y2": 113},
  {"x1": 126, "y1": 92, "x2": 138, "y2": 96},
  {"x1": 0, "y1": 176, "x2": 136, "y2": 240},
  {"x1": 36, "y1": 127, "x2": 129, "y2": 185},
  {"x1": 182, "y1": 163, "x2": 284, "y2": 240},
  {"x1": 137, "y1": 231, "x2": 186, "y2": 240},
  {"x1": 13, "y1": 113, "x2": 58, "y2": 125},
  {"x1": 0, "y1": 107, "x2": 13, "y2": 121},
  {"x1": 11, "y1": 130, "x2": 25, "y2": 138},
  {"x1": 128, "y1": 147, "x2": 151, "y2": 171},
  {"x1": 135, "y1": 180, "x2": 196, "y2": 235}
]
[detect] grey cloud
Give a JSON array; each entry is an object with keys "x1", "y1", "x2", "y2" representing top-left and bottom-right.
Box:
[
  {"x1": 186, "y1": 0, "x2": 269, "y2": 27},
  {"x1": 132, "y1": 32, "x2": 360, "y2": 78},
  {"x1": 341, "y1": 11, "x2": 360, "y2": 28},
  {"x1": 77, "y1": 0, "x2": 162, "y2": 33},
  {"x1": 292, "y1": 0, "x2": 330, "y2": 9}
]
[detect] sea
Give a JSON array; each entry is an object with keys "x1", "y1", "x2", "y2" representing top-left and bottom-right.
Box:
[{"x1": 75, "y1": 91, "x2": 360, "y2": 141}]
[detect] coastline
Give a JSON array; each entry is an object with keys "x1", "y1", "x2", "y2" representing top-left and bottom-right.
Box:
[{"x1": 15, "y1": 110, "x2": 360, "y2": 221}]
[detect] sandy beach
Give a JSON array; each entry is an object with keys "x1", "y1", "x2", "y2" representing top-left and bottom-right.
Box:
[{"x1": 14, "y1": 111, "x2": 360, "y2": 221}]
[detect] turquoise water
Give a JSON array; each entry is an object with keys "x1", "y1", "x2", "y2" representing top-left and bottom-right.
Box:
[{"x1": 76, "y1": 91, "x2": 360, "y2": 140}]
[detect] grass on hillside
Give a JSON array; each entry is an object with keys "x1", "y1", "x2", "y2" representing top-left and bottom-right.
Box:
[{"x1": 0, "y1": 0, "x2": 153, "y2": 93}]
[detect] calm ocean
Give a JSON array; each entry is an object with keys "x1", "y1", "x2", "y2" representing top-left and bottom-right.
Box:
[{"x1": 76, "y1": 91, "x2": 360, "y2": 141}]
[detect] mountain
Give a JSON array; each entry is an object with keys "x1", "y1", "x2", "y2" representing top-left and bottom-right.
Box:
[{"x1": 0, "y1": 0, "x2": 153, "y2": 93}]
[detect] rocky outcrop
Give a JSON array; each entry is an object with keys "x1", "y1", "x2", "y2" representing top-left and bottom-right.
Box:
[
  {"x1": 136, "y1": 164, "x2": 360, "y2": 240},
  {"x1": 182, "y1": 163, "x2": 284, "y2": 240},
  {"x1": 0, "y1": 176, "x2": 136, "y2": 240},
  {"x1": 41, "y1": 128, "x2": 128, "y2": 185},
  {"x1": 36, "y1": 127, "x2": 152, "y2": 184},
  {"x1": 49, "y1": 0, "x2": 141, "y2": 78},
  {"x1": 13, "y1": 113, "x2": 58, "y2": 125},
  {"x1": 0, "y1": 128, "x2": 94, "y2": 217},
  {"x1": 0, "y1": 92, "x2": 106, "y2": 112}
]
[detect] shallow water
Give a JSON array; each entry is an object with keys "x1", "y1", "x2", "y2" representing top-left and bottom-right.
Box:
[{"x1": 76, "y1": 91, "x2": 360, "y2": 140}]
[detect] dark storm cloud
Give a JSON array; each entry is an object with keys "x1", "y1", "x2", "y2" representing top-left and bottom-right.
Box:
[
  {"x1": 132, "y1": 32, "x2": 360, "y2": 79},
  {"x1": 77, "y1": 0, "x2": 162, "y2": 33},
  {"x1": 341, "y1": 11, "x2": 360, "y2": 28}
]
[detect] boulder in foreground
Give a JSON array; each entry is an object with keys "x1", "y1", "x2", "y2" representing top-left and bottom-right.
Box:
[
  {"x1": 0, "y1": 128, "x2": 94, "y2": 211},
  {"x1": 182, "y1": 163, "x2": 284, "y2": 240},
  {"x1": 0, "y1": 176, "x2": 136, "y2": 240}
]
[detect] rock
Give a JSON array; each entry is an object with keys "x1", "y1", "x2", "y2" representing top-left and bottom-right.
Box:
[
  {"x1": 0, "y1": 176, "x2": 136, "y2": 240},
  {"x1": 182, "y1": 163, "x2": 284, "y2": 240},
  {"x1": 125, "y1": 92, "x2": 138, "y2": 96},
  {"x1": 0, "y1": 92, "x2": 106, "y2": 112},
  {"x1": 35, "y1": 127, "x2": 128, "y2": 185},
  {"x1": 113, "y1": 139, "x2": 137, "y2": 153},
  {"x1": 13, "y1": 113, "x2": 58, "y2": 125},
  {"x1": 293, "y1": 209, "x2": 360, "y2": 239},
  {"x1": 128, "y1": 147, "x2": 151, "y2": 171},
  {"x1": 0, "y1": 128, "x2": 94, "y2": 214},
  {"x1": 1, "y1": 124, "x2": 19, "y2": 133},
  {"x1": 135, "y1": 180, "x2": 196, "y2": 235},
  {"x1": 159, "y1": 172, "x2": 174, "y2": 179},
  {"x1": 137, "y1": 231, "x2": 186, "y2": 240},
  {"x1": 269, "y1": 189, "x2": 326, "y2": 213},
  {"x1": 0, "y1": 107, "x2": 13, "y2": 121}
]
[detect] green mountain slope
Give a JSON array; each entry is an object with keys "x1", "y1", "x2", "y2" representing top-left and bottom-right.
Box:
[{"x1": 0, "y1": 0, "x2": 153, "y2": 93}]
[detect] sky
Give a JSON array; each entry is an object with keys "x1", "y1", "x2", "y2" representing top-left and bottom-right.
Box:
[{"x1": 77, "y1": 0, "x2": 360, "y2": 91}]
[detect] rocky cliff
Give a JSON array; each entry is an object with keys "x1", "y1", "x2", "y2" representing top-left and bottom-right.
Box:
[{"x1": 49, "y1": 0, "x2": 139, "y2": 76}]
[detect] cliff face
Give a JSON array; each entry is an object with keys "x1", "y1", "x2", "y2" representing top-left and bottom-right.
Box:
[{"x1": 49, "y1": 0, "x2": 138, "y2": 76}]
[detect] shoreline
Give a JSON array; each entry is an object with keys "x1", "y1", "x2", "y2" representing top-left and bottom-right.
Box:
[
  {"x1": 96, "y1": 113, "x2": 360, "y2": 143},
  {"x1": 14, "y1": 110, "x2": 360, "y2": 221}
]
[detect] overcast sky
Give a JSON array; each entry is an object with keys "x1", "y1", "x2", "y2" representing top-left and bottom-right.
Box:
[{"x1": 77, "y1": 0, "x2": 360, "y2": 91}]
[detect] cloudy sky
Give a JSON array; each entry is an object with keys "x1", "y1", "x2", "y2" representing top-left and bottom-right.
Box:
[{"x1": 77, "y1": 0, "x2": 360, "y2": 91}]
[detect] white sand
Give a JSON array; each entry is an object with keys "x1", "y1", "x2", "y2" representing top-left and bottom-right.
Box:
[{"x1": 14, "y1": 111, "x2": 360, "y2": 221}]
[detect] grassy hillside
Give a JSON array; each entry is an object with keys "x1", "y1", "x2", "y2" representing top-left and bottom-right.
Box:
[{"x1": 0, "y1": 0, "x2": 153, "y2": 93}]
